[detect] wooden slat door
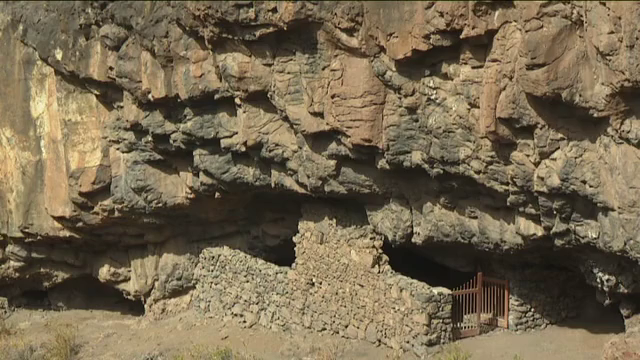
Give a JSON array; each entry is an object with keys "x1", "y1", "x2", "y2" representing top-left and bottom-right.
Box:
[
  {"x1": 452, "y1": 272, "x2": 509, "y2": 339},
  {"x1": 481, "y1": 276, "x2": 509, "y2": 329},
  {"x1": 452, "y1": 273, "x2": 481, "y2": 338}
]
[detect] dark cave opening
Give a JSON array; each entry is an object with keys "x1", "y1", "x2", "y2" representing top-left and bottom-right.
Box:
[
  {"x1": 238, "y1": 193, "x2": 301, "y2": 268},
  {"x1": 381, "y1": 241, "x2": 628, "y2": 334},
  {"x1": 10, "y1": 289, "x2": 49, "y2": 309},
  {"x1": 382, "y1": 241, "x2": 476, "y2": 289},
  {"x1": 484, "y1": 256, "x2": 627, "y2": 334},
  {"x1": 10, "y1": 276, "x2": 145, "y2": 316},
  {"x1": 490, "y1": 254, "x2": 628, "y2": 334},
  {"x1": 260, "y1": 237, "x2": 296, "y2": 267},
  {"x1": 566, "y1": 289, "x2": 626, "y2": 334},
  {"x1": 49, "y1": 276, "x2": 145, "y2": 315}
]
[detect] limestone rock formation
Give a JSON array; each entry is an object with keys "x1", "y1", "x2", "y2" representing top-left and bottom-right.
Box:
[{"x1": 1, "y1": 1, "x2": 640, "y2": 357}]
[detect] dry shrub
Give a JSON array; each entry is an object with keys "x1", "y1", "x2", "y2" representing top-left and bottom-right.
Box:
[
  {"x1": 0, "y1": 318, "x2": 14, "y2": 339},
  {"x1": 385, "y1": 349, "x2": 404, "y2": 360},
  {"x1": 435, "y1": 344, "x2": 472, "y2": 360},
  {"x1": 0, "y1": 319, "x2": 80, "y2": 360},
  {"x1": 0, "y1": 319, "x2": 39, "y2": 360},
  {"x1": 0, "y1": 337, "x2": 41, "y2": 360},
  {"x1": 172, "y1": 345, "x2": 262, "y2": 360},
  {"x1": 291, "y1": 339, "x2": 343, "y2": 360},
  {"x1": 311, "y1": 342, "x2": 343, "y2": 360},
  {"x1": 44, "y1": 324, "x2": 79, "y2": 360}
]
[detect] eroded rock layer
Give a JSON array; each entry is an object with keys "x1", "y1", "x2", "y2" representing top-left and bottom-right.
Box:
[{"x1": 1, "y1": 1, "x2": 640, "y2": 356}]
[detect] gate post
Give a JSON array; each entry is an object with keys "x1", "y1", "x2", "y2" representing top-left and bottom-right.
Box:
[
  {"x1": 504, "y1": 279, "x2": 509, "y2": 329},
  {"x1": 476, "y1": 272, "x2": 483, "y2": 333}
]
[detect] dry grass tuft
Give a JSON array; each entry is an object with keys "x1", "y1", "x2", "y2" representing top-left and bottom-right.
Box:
[
  {"x1": 172, "y1": 345, "x2": 262, "y2": 360},
  {"x1": 0, "y1": 318, "x2": 14, "y2": 339},
  {"x1": 0, "y1": 319, "x2": 36, "y2": 360},
  {"x1": 45, "y1": 324, "x2": 79, "y2": 360},
  {"x1": 1, "y1": 337, "x2": 41, "y2": 360},
  {"x1": 0, "y1": 321, "x2": 80, "y2": 360},
  {"x1": 385, "y1": 348, "x2": 404, "y2": 360},
  {"x1": 310, "y1": 341, "x2": 343, "y2": 360},
  {"x1": 435, "y1": 344, "x2": 472, "y2": 360}
]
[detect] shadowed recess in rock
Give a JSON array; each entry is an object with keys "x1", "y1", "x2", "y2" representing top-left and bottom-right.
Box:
[
  {"x1": 383, "y1": 240, "x2": 629, "y2": 335},
  {"x1": 564, "y1": 291, "x2": 625, "y2": 334},
  {"x1": 10, "y1": 276, "x2": 145, "y2": 316},
  {"x1": 246, "y1": 236, "x2": 296, "y2": 268},
  {"x1": 382, "y1": 241, "x2": 476, "y2": 289},
  {"x1": 504, "y1": 264, "x2": 627, "y2": 334}
]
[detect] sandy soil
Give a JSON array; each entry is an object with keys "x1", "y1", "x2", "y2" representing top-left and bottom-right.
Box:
[
  {"x1": 457, "y1": 308, "x2": 625, "y2": 360},
  {"x1": 2, "y1": 308, "x2": 623, "y2": 360},
  {"x1": 458, "y1": 323, "x2": 620, "y2": 360},
  {"x1": 5, "y1": 309, "x2": 408, "y2": 360}
]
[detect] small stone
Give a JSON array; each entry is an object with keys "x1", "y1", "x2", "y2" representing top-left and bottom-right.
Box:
[
  {"x1": 231, "y1": 304, "x2": 244, "y2": 315},
  {"x1": 365, "y1": 323, "x2": 378, "y2": 343},
  {"x1": 98, "y1": 24, "x2": 129, "y2": 49},
  {"x1": 412, "y1": 313, "x2": 430, "y2": 325},
  {"x1": 244, "y1": 312, "x2": 258, "y2": 328},
  {"x1": 620, "y1": 299, "x2": 637, "y2": 319},
  {"x1": 346, "y1": 325, "x2": 358, "y2": 339},
  {"x1": 6, "y1": 243, "x2": 29, "y2": 262}
]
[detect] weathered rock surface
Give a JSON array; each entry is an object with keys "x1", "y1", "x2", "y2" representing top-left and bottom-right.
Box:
[
  {"x1": 603, "y1": 313, "x2": 640, "y2": 360},
  {"x1": 1, "y1": 1, "x2": 640, "y2": 356}
]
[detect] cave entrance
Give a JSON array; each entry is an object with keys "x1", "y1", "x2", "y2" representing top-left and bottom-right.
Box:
[
  {"x1": 262, "y1": 237, "x2": 296, "y2": 267},
  {"x1": 381, "y1": 242, "x2": 628, "y2": 339},
  {"x1": 382, "y1": 241, "x2": 476, "y2": 289},
  {"x1": 48, "y1": 276, "x2": 145, "y2": 315},
  {"x1": 9, "y1": 289, "x2": 49, "y2": 309},
  {"x1": 243, "y1": 236, "x2": 296, "y2": 268},
  {"x1": 10, "y1": 276, "x2": 145, "y2": 316},
  {"x1": 382, "y1": 242, "x2": 511, "y2": 338},
  {"x1": 494, "y1": 259, "x2": 626, "y2": 336},
  {"x1": 450, "y1": 272, "x2": 510, "y2": 338},
  {"x1": 557, "y1": 286, "x2": 626, "y2": 335}
]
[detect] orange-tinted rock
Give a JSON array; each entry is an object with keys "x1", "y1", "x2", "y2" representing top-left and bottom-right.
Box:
[{"x1": 325, "y1": 54, "x2": 386, "y2": 147}]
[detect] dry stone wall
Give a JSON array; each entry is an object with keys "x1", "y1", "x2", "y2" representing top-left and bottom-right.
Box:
[
  {"x1": 193, "y1": 204, "x2": 452, "y2": 357},
  {"x1": 507, "y1": 268, "x2": 586, "y2": 332}
]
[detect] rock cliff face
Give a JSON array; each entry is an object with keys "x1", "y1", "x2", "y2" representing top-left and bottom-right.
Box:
[{"x1": 2, "y1": 0, "x2": 640, "y2": 355}]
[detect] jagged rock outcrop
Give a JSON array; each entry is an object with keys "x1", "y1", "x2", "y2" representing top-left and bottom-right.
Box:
[
  {"x1": 2, "y1": 1, "x2": 640, "y2": 356},
  {"x1": 603, "y1": 313, "x2": 640, "y2": 360}
]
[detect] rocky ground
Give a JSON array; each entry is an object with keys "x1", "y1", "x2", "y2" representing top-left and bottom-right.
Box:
[
  {"x1": 2, "y1": 308, "x2": 408, "y2": 360},
  {"x1": 0, "y1": 308, "x2": 624, "y2": 360},
  {"x1": 460, "y1": 307, "x2": 626, "y2": 360}
]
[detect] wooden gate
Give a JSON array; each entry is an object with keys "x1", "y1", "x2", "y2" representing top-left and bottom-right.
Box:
[{"x1": 452, "y1": 272, "x2": 509, "y2": 339}]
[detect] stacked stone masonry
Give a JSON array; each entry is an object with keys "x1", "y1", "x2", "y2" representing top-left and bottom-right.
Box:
[
  {"x1": 193, "y1": 204, "x2": 452, "y2": 357},
  {"x1": 507, "y1": 268, "x2": 586, "y2": 332}
]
